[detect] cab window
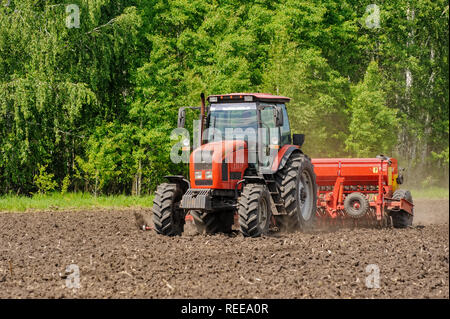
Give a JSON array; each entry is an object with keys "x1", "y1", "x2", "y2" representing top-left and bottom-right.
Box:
[
  {"x1": 278, "y1": 104, "x2": 291, "y2": 145},
  {"x1": 260, "y1": 106, "x2": 275, "y2": 128}
]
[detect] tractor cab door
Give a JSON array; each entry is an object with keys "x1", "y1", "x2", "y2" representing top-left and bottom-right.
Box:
[
  {"x1": 259, "y1": 104, "x2": 280, "y2": 169},
  {"x1": 259, "y1": 103, "x2": 289, "y2": 146},
  {"x1": 278, "y1": 103, "x2": 291, "y2": 145}
]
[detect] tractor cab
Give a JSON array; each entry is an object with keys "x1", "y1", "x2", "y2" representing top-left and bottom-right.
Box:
[
  {"x1": 178, "y1": 93, "x2": 305, "y2": 177},
  {"x1": 203, "y1": 94, "x2": 292, "y2": 170},
  {"x1": 205, "y1": 93, "x2": 292, "y2": 146},
  {"x1": 186, "y1": 93, "x2": 302, "y2": 189}
]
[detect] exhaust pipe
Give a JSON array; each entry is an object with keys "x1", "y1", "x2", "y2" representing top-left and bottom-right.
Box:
[{"x1": 200, "y1": 93, "x2": 206, "y2": 145}]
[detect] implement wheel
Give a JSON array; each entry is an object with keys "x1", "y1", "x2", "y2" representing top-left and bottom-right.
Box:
[
  {"x1": 152, "y1": 183, "x2": 185, "y2": 236},
  {"x1": 390, "y1": 189, "x2": 413, "y2": 228},
  {"x1": 344, "y1": 192, "x2": 370, "y2": 218}
]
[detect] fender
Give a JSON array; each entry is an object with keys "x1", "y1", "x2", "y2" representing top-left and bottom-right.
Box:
[
  {"x1": 165, "y1": 175, "x2": 190, "y2": 193},
  {"x1": 270, "y1": 145, "x2": 302, "y2": 173}
]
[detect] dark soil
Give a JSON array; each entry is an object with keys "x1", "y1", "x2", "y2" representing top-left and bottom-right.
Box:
[{"x1": 0, "y1": 199, "x2": 448, "y2": 298}]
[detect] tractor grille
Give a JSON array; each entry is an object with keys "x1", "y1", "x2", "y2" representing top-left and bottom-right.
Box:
[{"x1": 195, "y1": 180, "x2": 213, "y2": 186}]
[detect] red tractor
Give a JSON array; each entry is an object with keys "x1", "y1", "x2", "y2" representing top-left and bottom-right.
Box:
[
  {"x1": 152, "y1": 93, "x2": 317, "y2": 237},
  {"x1": 151, "y1": 93, "x2": 414, "y2": 237}
]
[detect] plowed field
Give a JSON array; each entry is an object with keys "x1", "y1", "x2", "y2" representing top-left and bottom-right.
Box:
[{"x1": 0, "y1": 199, "x2": 448, "y2": 298}]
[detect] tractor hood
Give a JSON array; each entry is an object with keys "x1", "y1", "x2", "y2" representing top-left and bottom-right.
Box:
[
  {"x1": 189, "y1": 140, "x2": 249, "y2": 189},
  {"x1": 192, "y1": 140, "x2": 246, "y2": 163}
]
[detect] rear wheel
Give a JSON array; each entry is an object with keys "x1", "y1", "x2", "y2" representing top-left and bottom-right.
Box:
[
  {"x1": 190, "y1": 210, "x2": 233, "y2": 235},
  {"x1": 275, "y1": 153, "x2": 317, "y2": 231},
  {"x1": 238, "y1": 184, "x2": 271, "y2": 237},
  {"x1": 152, "y1": 183, "x2": 185, "y2": 236},
  {"x1": 390, "y1": 189, "x2": 413, "y2": 228}
]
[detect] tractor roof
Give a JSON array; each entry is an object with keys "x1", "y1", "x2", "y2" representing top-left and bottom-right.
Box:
[{"x1": 207, "y1": 93, "x2": 290, "y2": 104}]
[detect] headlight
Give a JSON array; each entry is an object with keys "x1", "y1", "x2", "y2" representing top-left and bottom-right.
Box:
[
  {"x1": 271, "y1": 136, "x2": 279, "y2": 145},
  {"x1": 194, "y1": 171, "x2": 202, "y2": 179},
  {"x1": 205, "y1": 170, "x2": 213, "y2": 179},
  {"x1": 182, "y1": 138, "x2": 190, "y2": 146}
]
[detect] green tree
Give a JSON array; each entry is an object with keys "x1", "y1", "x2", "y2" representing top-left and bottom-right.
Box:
[
  {"x1": 0, "y1": 0, "x2": 141, "y2": 194},
  {"x1": 0, "y1": 0, "x2": 448, "y2": 194},
  {"x1": 261, "y1": 39, "x2": 349, "y2": 157},
  {"x1": 345, "y1": 61, "x2": 398, "y2": 157},
  {"x1": 34, "y1": 164, "x2": 58, "y2": 194}
]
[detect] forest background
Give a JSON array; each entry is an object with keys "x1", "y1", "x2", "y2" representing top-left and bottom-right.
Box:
[{"x1": 0, "y1": 0, "x2": 448, "y2": 197}]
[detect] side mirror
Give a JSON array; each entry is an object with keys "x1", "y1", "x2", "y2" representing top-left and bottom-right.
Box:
[
  {"x1": 293, "y1": 134, "x2": 305, "y2": 147},
  {"x1": 273, "y1": 106, "x2": 283, "y2": 127},
  {"x1": 177, "y1": 108, "x2": 186, "y2": 128}
]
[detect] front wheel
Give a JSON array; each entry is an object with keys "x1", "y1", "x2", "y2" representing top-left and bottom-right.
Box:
[
  {"x1": 152, "y1": 183, "x2": 185, "y2": 236},
  {"x1": 238, "y1": 184, "x2": 272, "y2": 237}
]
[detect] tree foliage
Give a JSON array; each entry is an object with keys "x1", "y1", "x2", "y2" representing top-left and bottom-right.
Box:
[
  {"x1": 0, "y1": 0, "x2": 448, "y2": 194},
  {"x1": 345, "y1": 61, "x2": 399, "y2": 157}
]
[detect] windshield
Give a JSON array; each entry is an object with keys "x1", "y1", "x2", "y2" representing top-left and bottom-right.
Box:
[{"x1": 206, "y1": 103, "x2": 257, "y2": 142}]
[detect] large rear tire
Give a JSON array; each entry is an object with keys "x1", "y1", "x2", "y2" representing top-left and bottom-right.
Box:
[
  {"x1": 275, "y1": 153, "x2": 317, "y2": 231},
  {"x1": 390, "y1": 189, "x2": 413, "y2": 228},
  {"x1": 152, "y1": 183, "x2": 185, "y2": 236},
  {"x1": 238, "y1": 184, "x2": 272, "y2": 237}
]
